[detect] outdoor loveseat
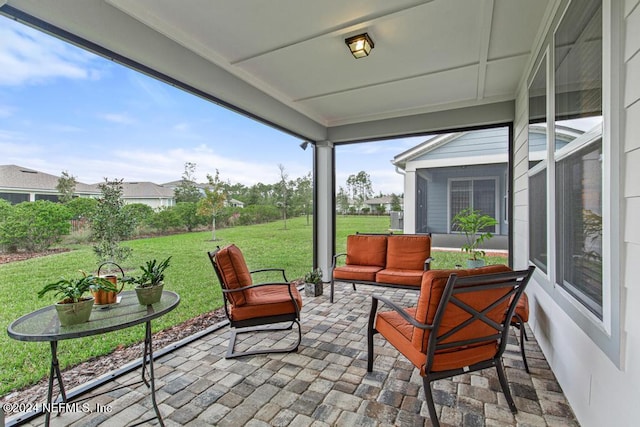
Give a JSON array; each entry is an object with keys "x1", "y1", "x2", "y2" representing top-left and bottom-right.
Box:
[{"x1": 330, "y1": 233, "x2": 432, "y2": 303}]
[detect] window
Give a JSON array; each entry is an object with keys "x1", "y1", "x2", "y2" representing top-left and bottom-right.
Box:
[
  {"x1": 554, "y1": 0, "x2": 602, "y2": 316},
  {"x1": 0, "y1": 193, "x2": 29, "y2": 204},
  {"x1": 449, "y1": 178, "x2": 496, "y2": 232},
  {"x1": 556, "y1": 136, "x2": 602, "y2": 317},
  {"x1": 528, "y1": 55, "x2": 547, "y2": 272}
]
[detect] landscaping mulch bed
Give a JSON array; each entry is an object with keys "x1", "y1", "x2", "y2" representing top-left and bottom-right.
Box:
[{"x1": 0, "y1": 248, "x2": 71, "y2": 265}]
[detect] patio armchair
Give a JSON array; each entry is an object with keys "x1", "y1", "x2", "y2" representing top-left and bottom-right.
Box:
[
  {"x1": 208, "y1": 244, "x2": 303, "y2": 359},
  {"x1": 367, "y1": 265, "x2": 534, "y2": 426}
]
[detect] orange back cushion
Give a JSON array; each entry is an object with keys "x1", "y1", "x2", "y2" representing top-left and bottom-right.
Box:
[
  {"x1": 215, "y1": 244, "x2": 252, "y2": 306},
  {"x1": 345, "y1": 235, "x2": 387, "y2": 267},
  {"x1": 412, "y1": 264, "x2": 512, "y2": 352},
  {"x1": 386, "y1": 235, "x2": 431, "y2": 270}
]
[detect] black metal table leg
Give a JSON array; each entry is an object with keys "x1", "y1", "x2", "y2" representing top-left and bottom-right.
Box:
[
  {"x1": 146, "y1": 320, "x2": 164, "y2": 427},
  {"x1": 45, "y1": 341, "x2": 67, "y2": 427}
]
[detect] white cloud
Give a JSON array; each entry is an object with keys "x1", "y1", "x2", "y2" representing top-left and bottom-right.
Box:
[
  {"x1": 0, "y1": 105, "x2": 14, "y2": 118},
  {"x1": 99, "y1": 113, "x2": 136, "y2": 124},
  {"x1": 0, "y1": 19, "x2": 102, "y2": 86}
]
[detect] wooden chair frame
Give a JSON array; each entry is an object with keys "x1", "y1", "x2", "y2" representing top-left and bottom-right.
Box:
[
  {"x1": 368, "y1": 266, "x2": 534, "y2": 427},
  {"x1": 208, "y1": 248, "x2": 301, "y2": 359}
]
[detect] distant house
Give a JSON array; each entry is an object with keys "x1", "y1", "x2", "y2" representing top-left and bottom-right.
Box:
[
  {"x1": 392, "y1": 126, "x2": 583, "y2": 247},
  {"x1": 161, "y1": 180, "x2": 244, "y2": 208},
  {"x1": 393, "y1": 128, "x2": 510, "y2": 237},
  {"x1": 116, "y1": 182, "x2": 175, "y2": 209},
  {"x1": 363, "y1": 196, "x2": 403, "y2": 214},
  {"x1": 0, "y1": 165, "x2": 100, "y2": 204}
]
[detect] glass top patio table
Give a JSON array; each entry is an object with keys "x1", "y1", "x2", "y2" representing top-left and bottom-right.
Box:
[{"x1": 8, "y1": 290, "x2": 180, "y2": 342}]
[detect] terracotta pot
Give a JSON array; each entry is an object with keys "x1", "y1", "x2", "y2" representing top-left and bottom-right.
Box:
[
  {"x1": 55, "y1": 297, "x2": 94, "y2": 326},
  {"x1": 92, "y1": 275, "x2": 121, "y2": 304}
]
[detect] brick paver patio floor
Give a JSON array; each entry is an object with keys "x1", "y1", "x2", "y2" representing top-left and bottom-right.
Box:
[{"x1": 23, "y1": 283, "x2": 578, "y2": 426}]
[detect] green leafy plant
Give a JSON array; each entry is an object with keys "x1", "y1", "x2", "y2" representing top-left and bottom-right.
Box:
[
  {"x1": 451, "y1": 208, "x2": 498, "y2": 261},
  {"x1": 38, "y1": 271, "x2": 118, "y2": 304},
  {"x1": 123, "y1": 257, "x2": 172, "y2": 288},
  {"x1": 304, "y1": 268, "x2": 323, "y2": 285}
]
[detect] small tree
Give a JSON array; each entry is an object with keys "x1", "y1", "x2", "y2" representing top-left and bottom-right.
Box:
[
  {"x1": 174, "y1": 162, "x2": 202, "y2": 203},
  {"x1": 90, "y1": 178, "x2": 135, "y2": 263},
  {"x1": 390, "y1": 193, "x2": 402, "y2": 212},
  {"x1": 451, "y1": 208, "x2": 498, "y2": 260},
  {"x1": 56, "y1": 170, "x2": 77, "y2": 203},
  {"x1": 197, "y1": 170, "x2": 227, "y2": 240}
]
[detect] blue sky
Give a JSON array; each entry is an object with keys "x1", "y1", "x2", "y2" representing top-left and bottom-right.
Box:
[{"x1": 0, "y1": 17, "x2": 421, "y2": 195}]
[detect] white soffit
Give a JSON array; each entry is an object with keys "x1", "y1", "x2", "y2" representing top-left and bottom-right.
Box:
[{"x1": 106, "y1": 0, "x2": 549, "y2": 128}]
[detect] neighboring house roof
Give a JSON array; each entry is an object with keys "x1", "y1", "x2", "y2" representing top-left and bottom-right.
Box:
[
  {"x1": 115, "y1": 182, "x2": 175, "y2": 199},
  {"x1": 0, "y1": 164, "x2": 99, "y2": 195},
  {"x1": 364, "y1": 196, "x2": 403, "y2": 206}
]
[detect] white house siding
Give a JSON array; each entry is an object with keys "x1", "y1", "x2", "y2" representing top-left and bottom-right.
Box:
[{"x1": 513, "y1": 1, "x2": 640, "y2": 426}]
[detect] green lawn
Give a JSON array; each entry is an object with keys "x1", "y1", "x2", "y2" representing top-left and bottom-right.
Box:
[{"x1": 0, "y1": 215, "x2": 506, "y2": 395}]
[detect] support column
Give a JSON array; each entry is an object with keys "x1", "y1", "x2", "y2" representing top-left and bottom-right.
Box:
[
  {"x1": 403, "y1": 170, "x2": 416, "y2": 233},
  {"x1": 314, "y1": 141, "x2": 334, "y2": 282}
]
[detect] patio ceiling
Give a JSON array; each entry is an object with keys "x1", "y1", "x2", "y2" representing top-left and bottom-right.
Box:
[{"x1": 1, "y1": 0, "x2": 550, "y2": 142}]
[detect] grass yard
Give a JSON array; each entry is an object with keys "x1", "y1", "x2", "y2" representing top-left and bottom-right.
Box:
[{"x1": 0, "y1": 215, "x2": 506, "y2": 395}]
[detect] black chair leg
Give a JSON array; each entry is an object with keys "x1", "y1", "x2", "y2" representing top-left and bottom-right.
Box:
[
  {"x1": 422, "y1": 377, "x2": 440, "y2": 427},
  {"x1": 513, "y1": 314, "x2": 530, "y2": 373},
  {"x1": 495, "y1": 357, "x2": 517, "y2": 414},
  {"x1": 226, "y1": 321, "x2": 301, "y2": 359}
]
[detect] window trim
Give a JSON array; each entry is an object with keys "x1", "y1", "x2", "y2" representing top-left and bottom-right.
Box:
[{"x1": 526, "y1": 0, "x2": 622, "y2": 367}]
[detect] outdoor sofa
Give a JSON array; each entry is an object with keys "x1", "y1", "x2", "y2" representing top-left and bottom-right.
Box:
[{"x1": 330, "y1": 233, "x2": 432, "y2": 303}]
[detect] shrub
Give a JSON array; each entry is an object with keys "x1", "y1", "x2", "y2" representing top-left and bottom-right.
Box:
[
  {"x1": 173, "y1": 202, "x2": 203, "y2": 231},
  {"x1": 122, "y1": 203, "x2": 155, "y2": 228},
  {"x1": 0, "y1": 201, "x2": 72, "y2": 252},
  {"x1": 237, "y1": 205, "x2": 280, "y2": 225},
  {"x1": 149, "y1": 206, "x2": 182, "y2": 232},
  {"x1": 65, "y1": 197, "x2": 98, "y2": 220}
]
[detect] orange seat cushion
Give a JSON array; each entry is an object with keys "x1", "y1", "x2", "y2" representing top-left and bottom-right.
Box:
[
  {"x1": 375, "y1": 268, "x2": 423, "y2": 286},
  {"x1": 215, "y1": 244, "x2": 252, "y2": 306},
  {"x1": 229, "y1": 284, "x2": 303, "y2": 322},
  {"x1": 511, "y1": 292, "x2": 529, "y2": 323},
  {"x1": 345, "y1": 235, "x2": 387, "y2": 267},
  {"x1": 333, "y1": 265, "x2": 383, "y2": 282},
  {"x1": 376, "y1": 308, "x2": 498, "y2": 374},
  {"x1": 385, "y1": 235, "x2": 431, "y2": 270}
]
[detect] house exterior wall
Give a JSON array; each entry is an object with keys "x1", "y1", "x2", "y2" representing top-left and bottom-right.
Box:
[
  {"x1": 414, "y1": 127, "x2": 508, "y2": 161},
  {"x1": 417, "y1": 163, "x2": 507, "y2": 235},
  {"x1": 513, "y1": 1, "x2": 638, "y2": 426}
]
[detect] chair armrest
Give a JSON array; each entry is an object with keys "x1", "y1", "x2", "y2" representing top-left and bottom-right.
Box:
[
  {"x1": 332, "y1": 253, "x2": 347, "y2": 268},
  {"x1": 423, "y1": 257, "x2": 434, "y2": 271},
  {"x1": 250, "y1": 268, "x2": 288, "y2": 282},
  {"x1": 370, "y1": 295, "x2": 432, "y2": 331}
]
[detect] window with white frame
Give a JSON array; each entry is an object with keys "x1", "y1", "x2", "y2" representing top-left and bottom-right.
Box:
[
  {"x1": 554, "y1": 0, "x2": 603, "y2": 318},
  {"x1": 449, "y1": 178, "x2": 497, "y2": 232},
  {"x1": 528, "y1": 55, "x2": 548, "y2": 273},
  {"x1": 528, "y1": 0, "x2": 604, "y2": 317}
]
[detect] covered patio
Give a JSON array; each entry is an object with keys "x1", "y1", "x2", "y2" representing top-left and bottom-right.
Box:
[
  {"x1": 17, "y1": 284, "x2": 576, "y2": 426},
  {"x1": 1, "y1": 1, "x2": 638, "y2": 426}
]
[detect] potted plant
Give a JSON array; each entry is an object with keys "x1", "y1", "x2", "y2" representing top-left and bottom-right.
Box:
[
  {"x1": 304, "y1": 268, "x2": 323, "y2": 297},
  {"x1": 451, "y1": 208, "x2": 498, "y2": 268},
  {"x1": 38, "y1": 271, "x2": 118, "y2": 326},
  {"x1": 123, "y1": 257, "x2": 171, "y2": 305}
]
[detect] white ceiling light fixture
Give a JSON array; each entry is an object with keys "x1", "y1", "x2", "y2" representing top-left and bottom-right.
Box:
[{"x1": 345, "y1": 33, "x2": 374, "y2": 59}]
